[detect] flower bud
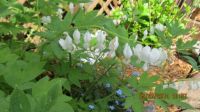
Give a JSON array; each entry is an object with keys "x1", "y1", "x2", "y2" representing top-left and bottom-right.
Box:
[
  {"x1": 123, "y1": 43, "x2": 133, "y2": 59},
  {"x1": 69, "y1": 2, "x2": 74, "y2": 14},
  {"x1": 83, "y1": 31, "x2": 92, "y2": 49},
  {"x1": 109, "y1": 36, "x2": 119, "y2": 51},
  {"x1": 73, "y1": 29, "x2": 80, "y2": 44},
  {"x1": 84, "y1": 31, "x2": 92, "y2": 43},
  {"x1": 149, "y1": 48, "x2": 160, "y2": 65},
  {"x1": 41, "y1": 16, "x2": 51, "y2": 25},
  {"x1": 143, "y1": 30, "x2": 148, "y2": 39},
  {"x1": 133, "y1": 44, "x2": 143, "y2": 58},
  {"x1": 56, "y1": 8, "x2": 63, "y2": 19},
  {"x1": 59, "y1": 34, "x2": 74, "y2": 52},
  {"x1": 96, "y1": 30, "x2": 106, "y2": 43},
  {"x1": 141, "y1": 46, "x2": 151, "y2": 63},
  {"x1": 155, "y1": 23, "x2": 166, "y2": 32}
]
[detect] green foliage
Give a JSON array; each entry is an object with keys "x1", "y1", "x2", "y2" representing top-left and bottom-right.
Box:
[{"x1": 111, "y1": 0, "x2": 192, "y2": 47}]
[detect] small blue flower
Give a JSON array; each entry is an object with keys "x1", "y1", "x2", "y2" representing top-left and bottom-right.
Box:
[
  {"x1": 116, "y1": 89, "x2": 123, "y2": 96},
  {"x1": 88, "y1": 104, "x2": 95, "y2": 110},
  {"x1": 109, "y1": 105, "x2": 115, "y2": 110},
  {"x1": 105, "y1": 83, "x2": 111, "y2": 88},
  {"x1": 131, "y1": 71, "x2": 140, "y2": 77}
]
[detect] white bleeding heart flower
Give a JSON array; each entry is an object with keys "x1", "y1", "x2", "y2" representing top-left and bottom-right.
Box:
[
  {"x1": 193, "y1": 41, "x2": 200, "y2": 56},
  {"x1": 113, "y1": 19, "x2": 121, "y2": 25},
  {"x1": 69, "y1": 2, "x2": 74, "y2": 14},
  {"x1": 56, "y1": 8, "x2": 63, "y2": 19},
  {"x1": 96, "y1": 30, "x2": 106, "y2": 43},
  {"x1": 73, "y1": 29, "x2": 81, "y2": 44},
  {"x1": 59, "y1": 35, "x2": 74, "y2": 52},
  {"x1": 83, "y1": 31, "x2": 92, "y2": 49},
  {"x1": 132, "y1": 44, "x2": 168, "y2": 70},
  {"x1": 143, "y1": 30, "x2": 148, "y2": 39},
  {"x1": 109, "y1": 36, "x2": 119, "y2": 51},
  {"x1": 149, "y1": 48, "x2": 161, "y2": 65},
  {"x1": 155, "y1": 23, "x2": 166, "y2": 32},
  {"x1": 84, "y1": 31, "x2": 92, "y2": 43},
  {"x1": 41, "y1": 16, "x2": 51, "y2": 25},
  {"x1": 96, "y1": 30, "x2": 106, "y2": 50},
  {"x1": 133, "y1": 44, "x2": 143, "y2": 58},
  {"x1": 141, "y1": 46, "x2": 151, "y2": 63},
  {"x1": 123, "y1": 43, "x2": 133, "y2": 59}
]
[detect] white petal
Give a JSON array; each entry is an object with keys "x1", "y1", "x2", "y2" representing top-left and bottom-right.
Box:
[
  {"x1": 149, "y1": 48, "x2": 160, "y2": 65},
  {"x1": 84, "y1": 31, "x2": 92, "y2": 43},
  {"x1": 65, "y1": 36, "x2": 74, "y2": 52},
  {"x1": 123, "y1": 43, "x2": 133, "y2": 59},
  {"x1": 59, "y1": 35, "x2": 74, "y2": 52},
  {"x1": 143, "y1": 30, "x2": 148, "y2": 36},
  {"x1": 41, "y1": 16, "x2": 51, "y2": 25},
  {"x1": 59, "y1": 39, "x2": 67, "y2": 50},
  {"x1": 96, "y1": 30, "x2": 106, "y2": 43},
  {"x1": 73, "y1": 29, "x2": 80, "y2": 44},
  {"x1": 69, "y1": 2, "x2": 74, "y2": 14},
  {"x1": 154, "y1": 48, "x2": 168, "y2": 66},
  {"x1": 155, "y1": 23, "x2": 166, "y2": 32},
  {"x1": 133, "y1": 44, "x2": 143, "y2": 58},
  {"x1": 109, "y1": 36, "x2": 119, "y2": 51},
  {"x1": 141, "y1": 46, "x2": 151, "y2": 63},
  {"x1": 57, "y1": 8, "x2": 63, "y2": 19}
]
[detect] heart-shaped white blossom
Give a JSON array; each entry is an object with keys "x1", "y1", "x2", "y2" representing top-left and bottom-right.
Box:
[
  {"x1": 193, "y1": 41, "x2": 200, "y2": 56},
  {"x1": 109, "y1": 36, "x2": 119, "y2": 51},
  {"x1": 149, "y1": 48, "x2": 161, "y2": 65},
  {"x1": 143, "y1": 30, "x2": 148, "y2": 39},
  {"x1": 96, "y1": 30, "x2": 106, "y2": 43},
  {"x1": 113, "y1": 19, "x2": 121, "y2": 25},
  {"x1": 73, "y1": 29, "x2": 81, "y2": 44},
  {"x1": 83, "y1": 31, "x2": 92, "y2": 49},
  {"x1": 123, "y1": 43, "x2": 133, "y2": 59},
  {"x1": 133, "y1": 44, "x2": 143, "y2": 58},
  {"x1": 41, "y1": 16, "x2": 51, "y2": 25},
  {"x1": 69, "y1": 2, "x2": 74, "y2": 14},
  {"x1": 141, "y1": 46, "x2": 151, "y2": 63},
  {"x1": 155, "y1": 23, "x2": 166, "y2": 32},
  {"x1": 56, "y1": 8, "x2": 63, "y2": 19},
  {"x1": 59, "y1": 35, "x2": 74, "y2": 52},
  {"x1": 96, "y1": 30, "x2": 106, "y2": 50},
  {"x1": 84, "y1": 31, "x2": 92, "y2": 43}
]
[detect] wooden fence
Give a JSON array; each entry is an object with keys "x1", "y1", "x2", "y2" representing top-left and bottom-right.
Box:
[{"x1": 85, "y1": 0, "x2": 120, "y2": 15}]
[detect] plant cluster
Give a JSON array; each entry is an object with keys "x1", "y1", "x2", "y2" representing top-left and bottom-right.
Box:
[{"x1": 111, "y1": 0, "x2": 200, "y2": 70}]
